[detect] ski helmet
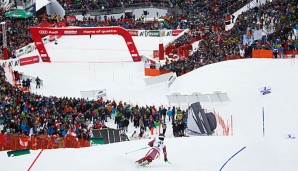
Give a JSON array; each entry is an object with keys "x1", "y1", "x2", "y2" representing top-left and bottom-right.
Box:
[{"x1": 158, "y1": 134, "x2": 165, "y2": 141}]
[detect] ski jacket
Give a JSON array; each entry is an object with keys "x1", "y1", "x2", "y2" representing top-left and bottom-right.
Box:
[{"x1": 148, "y1": 138, "x2": 167, "y2": 159}]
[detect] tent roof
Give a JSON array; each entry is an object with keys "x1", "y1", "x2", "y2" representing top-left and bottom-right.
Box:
[
  {"x1": 36, "y1": 0, "x2": 51, "y2": 11},
  {"x1": 5, "y1": 9, "x2": 33, "y2": 18}
]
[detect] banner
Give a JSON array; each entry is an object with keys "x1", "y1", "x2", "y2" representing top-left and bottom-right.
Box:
[
  {"x1": 135, "y1": 30, "x2": 183, "y2": 37},
  {"x1": 80, "y1": 89, "x2": 107, "y2": 99},
  {"x1": 128, "y1": 30, "x2": 138, "y2": 36},
  {"x1": 168, "y1": 72, "x2": 177, "y2": 88},
  {"x1": 15, "y1": 43, "x2": 36, "y2": 57},
  {"x1": 144, "y1": 72, "x2": 173, "y2": 87},
  {"x1": 172, "y1": 30, "x2": 183, "y2": 36},
  {"x1": 0, "y1": 58, "x2": 20, "y2": 67},
  {"x1": 25, "y1": 44, "x2": 34, "y2": 54},
  {"x1": 20, "y1": 55, "x2": 40, "y2": 66},
  {"x1": 164, "y1": 30, "x2": 172, "y2": 37},
  {"x1": 15, "y1": 48, "x2": 25, "y2": 57},
  {"x1": 138, "y1": 30, "x2": 160, "y2": 37}
]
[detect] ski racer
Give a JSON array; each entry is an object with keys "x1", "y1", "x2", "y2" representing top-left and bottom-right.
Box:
[{"x1": 136, "y1": 134, "x2": 168, "y2": 165}]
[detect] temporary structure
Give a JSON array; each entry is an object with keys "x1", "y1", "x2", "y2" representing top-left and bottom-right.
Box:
[
  {"x1": 187, "y1": 102, "x2": 217, "y2": 135},
  {"x1": 5, "y1": 9, "x2": 33, "y2": 18}
]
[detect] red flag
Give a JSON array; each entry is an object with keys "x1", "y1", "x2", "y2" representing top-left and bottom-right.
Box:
[
  {"x1": 66, "y1": 128, "x2": 77, "y2": 138},
  {"x1": 19, "y1": 137, "x2": 29, "y2": 149}
]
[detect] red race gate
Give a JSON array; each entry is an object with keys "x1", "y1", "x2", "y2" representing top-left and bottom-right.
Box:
[{"x1": 29, "y1": 26, "x2": 141, "y2": 62}]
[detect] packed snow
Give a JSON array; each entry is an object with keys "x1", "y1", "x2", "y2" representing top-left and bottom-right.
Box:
[{"x1": 1, "y1": 35, "x2": 298, "y2": 171}]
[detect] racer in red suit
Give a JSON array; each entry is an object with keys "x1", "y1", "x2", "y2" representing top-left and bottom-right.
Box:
[{"x1": 137, "y1": 134, "x2": 168, "y2": 165}]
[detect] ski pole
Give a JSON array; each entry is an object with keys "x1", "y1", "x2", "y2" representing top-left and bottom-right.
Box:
[
  {"x1": 166, "y1": 161, "x2": 175, "y2": 166},
  {"x1": 125, "y1": 147, "x2": 149, "y2": 154}
]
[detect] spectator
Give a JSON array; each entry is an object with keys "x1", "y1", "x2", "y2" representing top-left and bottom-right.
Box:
[{"x1": 35, "y1": 76, "x2": 41, "y2": 89}]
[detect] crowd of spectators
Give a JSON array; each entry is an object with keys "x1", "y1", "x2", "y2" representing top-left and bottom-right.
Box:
[
  {"x1": 59, "y1": 0, "x2": 181, "y2": 14},
  {"x1": 0, "y1": 0, "x2": 188, "y2": 58},
  {"x1": 0, "y1": 64, "x2": 188, "y2": 144},
  {"x1": 161, "y1": 0, "x2": 298, "y2": 76}
]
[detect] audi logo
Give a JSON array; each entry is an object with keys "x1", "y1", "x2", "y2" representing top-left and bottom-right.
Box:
[{"x1": 39, "y1": 30, "x2": 48, "y2": 34}]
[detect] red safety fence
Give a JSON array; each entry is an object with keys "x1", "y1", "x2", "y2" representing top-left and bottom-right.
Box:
[
  {"x1": 205, "y1": 109, "x2": 233, "y2": 136},
  {"x1": 0, "y1": 134, "x2": 90, "y2": 151}
]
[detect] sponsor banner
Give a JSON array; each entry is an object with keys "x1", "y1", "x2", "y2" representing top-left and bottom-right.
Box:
[
  {"x1": 25, "y1": 44, "x2": 34, "y2": 54},
  {"x1": 138, "y1": 30, "x2": 160, "y2": 37},
  {"x1": 42, "y1": 36, "x2": 50, "y2": 44},
  {"x1": 0, "y1": 59, "x2": 20, "y2": 67},
  {"x1": 144, "y1": 72, "x2": 173, "y2": 87},
  {"x1": 80, "y1": 89, "x2": 107, "y2": 100},
  {"x1": 15, "y1": 43, "x2": 35, "y2": 57},
  {"x1": 138, "y1": 30, "x2": 145, "y2": 36},
  {"x1": 168, "y1": 72, "x2": 177, "y2": 88},
  {"x1": 20, "y1": 55, "x2": 39, "y2": 66},
  {"x1": 172, "y1": 30, "x2": 183, "y2": 36},
  {"x1": 164, "y1": 30, "x2": 172, "y2": 37},
  {"x1": 37, "y1": 28, "x2": 119, "y2": 36},
  {"x1": 15, "y1": 43, "x2": 36, "y2": 57},
  {"x1": 15, "y1": 48, "x2": 25, "y2": 57},
  {"x1": 128, "y1": 30, "x2": 138, "y2": 36}
]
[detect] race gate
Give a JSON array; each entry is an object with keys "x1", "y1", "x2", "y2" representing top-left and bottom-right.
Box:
[{"x1": 29, "y1": 26, "x2": 141, "y2": 62}]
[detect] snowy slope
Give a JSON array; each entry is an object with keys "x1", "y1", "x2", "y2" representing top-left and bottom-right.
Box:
[{"x1": 1, "y1": 35, "x2": 298, "y2": 171}]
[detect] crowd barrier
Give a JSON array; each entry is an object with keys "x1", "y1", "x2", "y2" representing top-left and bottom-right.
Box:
[
  {"x1": 0, "y1": 134, "x2": 90, "y2": 151},
  {"x1": 252, "y1": 50, "x2": 273, "y2": 58},
  {"x1": 226, "y1": 55, "x2": 245, "y2": 60},
  {"x1": 144, "y1": 68, "x2": 161, "y2": 76},
  {"x1": 284, "y1": 50, "x2": 298, "y2": 58}
]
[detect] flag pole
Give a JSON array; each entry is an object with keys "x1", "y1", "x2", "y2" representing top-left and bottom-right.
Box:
[{"x1": 262, "y1": 107, "x2": 265, "y2": 137}]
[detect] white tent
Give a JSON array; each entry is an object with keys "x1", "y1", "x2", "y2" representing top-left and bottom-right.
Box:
[
  {"x1": 36, "y1": 0, "x2": 51, "y2": 11},
  {"x1": 46, "y1": 0, "x2": 65, "y2": 17}
]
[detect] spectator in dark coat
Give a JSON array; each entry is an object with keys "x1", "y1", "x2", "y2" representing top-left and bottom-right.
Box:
[{"x1": 35, "y1": 76, "x2": 41, "y2": 89}]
